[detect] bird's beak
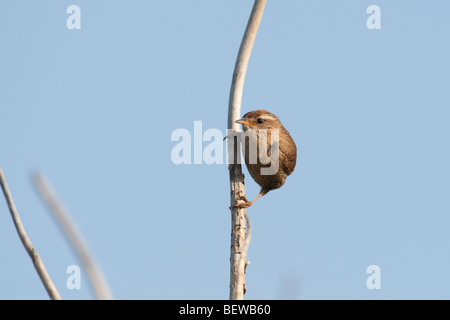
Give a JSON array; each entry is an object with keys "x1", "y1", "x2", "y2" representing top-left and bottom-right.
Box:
[{"x1": 235, "y1": 119, "x2": 255, "y2": 127}]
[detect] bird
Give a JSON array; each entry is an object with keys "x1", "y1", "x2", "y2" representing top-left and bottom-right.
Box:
[{"x1": 234, "y1": 109, "x2": 297, "y2": 208}]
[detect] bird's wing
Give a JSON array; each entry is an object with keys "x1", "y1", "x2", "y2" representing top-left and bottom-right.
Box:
[
  {"x1": 280, "y1": 147, "x2": 296, "y2": 176},
  {"x1": 279, "y1": 134, "x2": 297, "y2": 176}
]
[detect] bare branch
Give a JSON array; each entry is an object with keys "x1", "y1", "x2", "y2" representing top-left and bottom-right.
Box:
[
  {"x1": 0, "y1": 167, "x2": 62, "y2": 300},
  {"x1": 228, "y1": 0, "x2": 266, "y2": 300},
  {"x1": 32, "y1": 172, "x2": 113, "y2": 300},
  {"x1": 241, "y1": 212, "x2": 252, "y2": 296}
]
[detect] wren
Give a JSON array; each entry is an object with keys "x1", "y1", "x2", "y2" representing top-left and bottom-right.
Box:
[{"x1": 234, "y1": 110, "x2": 297, "y2": 208}]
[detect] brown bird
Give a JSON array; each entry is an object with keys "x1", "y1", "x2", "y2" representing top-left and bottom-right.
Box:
[{"x1": 234, "y1": 110, "x2": 297, "y2": 208}]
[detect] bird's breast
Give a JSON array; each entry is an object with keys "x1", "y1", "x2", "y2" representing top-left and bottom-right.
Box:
[{"x1": 241, "y1": 129, "x2": 288, "y2": 192}]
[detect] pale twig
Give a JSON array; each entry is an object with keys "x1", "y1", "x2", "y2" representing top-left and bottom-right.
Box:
[
  {"x1": 241, "y1": 212, "x2": 252, "y2": 295},
  {"x1": 32, "y1": 172, "x2": 113, "y2": 300},
  {"x1": 0, "y1": 167, "x2": 62, "y2": 300},
  {"x1": 227, "y1": 0, "x2": 266, "y2": 300}
]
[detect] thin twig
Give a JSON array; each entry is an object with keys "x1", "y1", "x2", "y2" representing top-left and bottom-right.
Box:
[
  {"x1": 0, "y1": 167, "x2": 62, "y2": 300},
  {"x1": 241, "y1": 212, "x2": 252, "y2": 295},
  {"x1": 32, "y1": 172, "x2": 113, "y2": 300},
  {"x1": 228, "y1": 0, "x2": 266, "y2": 300}
]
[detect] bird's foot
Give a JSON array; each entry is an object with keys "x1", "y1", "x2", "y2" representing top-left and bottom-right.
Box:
[
  {"x1": 234, "y1": 202, "x2": 253, "y2": 208},
  {"x1": 233, "y1": 196, "x2": 252, "y2": 208}
]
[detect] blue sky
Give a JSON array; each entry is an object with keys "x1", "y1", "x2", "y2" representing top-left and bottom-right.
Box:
[{"x1": 1, "y1": 1, "x2": 450, "y2": 299}]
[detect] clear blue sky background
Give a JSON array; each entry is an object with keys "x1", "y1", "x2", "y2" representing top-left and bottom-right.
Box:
[{"x1": 1, "y1": 1, "x2": 450, "y2": 300}]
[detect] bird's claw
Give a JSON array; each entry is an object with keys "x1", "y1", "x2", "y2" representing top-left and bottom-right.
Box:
[{"x1": 233, "y1": 200, "x2": 252, "y2": 209}]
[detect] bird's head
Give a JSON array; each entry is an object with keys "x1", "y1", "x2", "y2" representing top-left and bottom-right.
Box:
[{"x1": 235, "y1": 110, "x2": 282, "y2": 131}]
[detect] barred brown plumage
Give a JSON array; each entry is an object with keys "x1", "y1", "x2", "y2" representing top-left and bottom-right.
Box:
[{"x1": 234, "y1": 110, "x2": 297, "y2": 208}]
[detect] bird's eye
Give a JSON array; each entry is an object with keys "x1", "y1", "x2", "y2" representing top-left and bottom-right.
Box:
[{"x1": 257, "y1": 118, "x2": 264, "y2": 124}]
